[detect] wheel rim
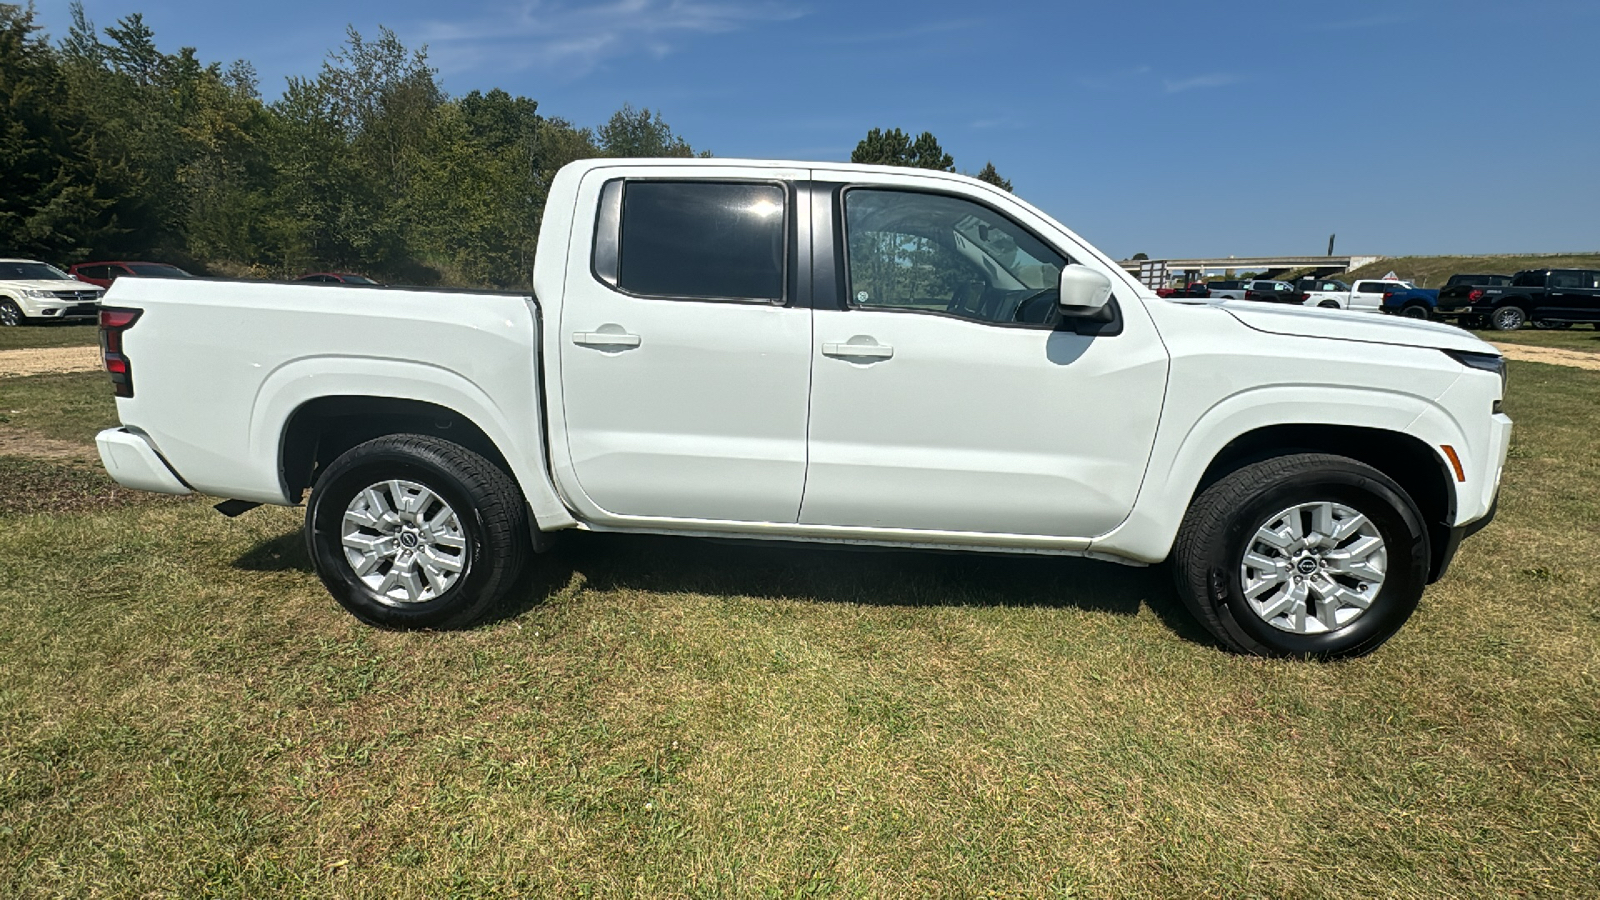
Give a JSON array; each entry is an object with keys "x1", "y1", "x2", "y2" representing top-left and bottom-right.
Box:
[
  {"x1": 341, "y1": 479, "x2": 470, "y2": 605},
  {"x1": 1238, "y1": 501, "x2": 1387, "y2": 634},
  {"x1": 1402, "y1": 306, "x2": 1427, "y2": 319},
  {"x1": 0, "y1": 302, "x2": 18, "y2": 326},
  {"x1": 1495, "y1": 308, "x2": 1522, "y2": 330}
]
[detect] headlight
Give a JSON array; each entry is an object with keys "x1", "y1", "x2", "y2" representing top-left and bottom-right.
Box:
[
  {"x1": 23, "y1": 289, "x2": 57, "y2": 299},
  {"x1": 1443, "y1": 349, "x2": 1507, "y2": 395}
]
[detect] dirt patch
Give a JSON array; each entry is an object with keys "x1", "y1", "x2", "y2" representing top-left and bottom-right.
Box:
[
  {"x1": 1491, "y1": 343, "x2": 1600, "y2": 372},
  {"x1": 0, "y1": 346, "x2": 102, "y2": 378},
  {"x1": 0, "y1": 430, "x2": 96, "y2": 461},
  {"x1": 0, "y1": 454, "x2": 183, "y2": 515}
]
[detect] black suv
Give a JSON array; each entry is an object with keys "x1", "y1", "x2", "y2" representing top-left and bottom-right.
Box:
[{"x1": 1468, "y1": 269, "x2": 1600, "y2": 330}]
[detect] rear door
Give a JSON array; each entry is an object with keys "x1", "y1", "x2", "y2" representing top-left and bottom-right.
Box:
[
  {"x1": 556, "y1": 166, "x2": 814, "y2": 524},
  {"x1": 1350, "y1": 280, "x2": 1392, "y2": 312},
  {"x1": 797, "y1": 174, "x2": 1168, "y2": 538},
  {"x1": 1545, "y1": 270, "x2": 1589, "y2": 321}
]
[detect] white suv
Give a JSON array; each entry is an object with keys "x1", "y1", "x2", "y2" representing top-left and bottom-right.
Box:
[{"x1": 0, "y1": 259, "x2": 104, "y2": 326}]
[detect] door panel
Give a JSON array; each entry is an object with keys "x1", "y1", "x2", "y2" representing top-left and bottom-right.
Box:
[
  {"x1": 798, "y1": 180, "x2": 1168, "y2": 539},
  {"x1": 801, "y1": 310, "x2": 1167, "y2": 536},
  {"x1": 558, "y1": 169, "x2": 813, "y2": 523}
]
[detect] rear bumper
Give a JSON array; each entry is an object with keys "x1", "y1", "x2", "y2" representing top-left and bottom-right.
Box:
[{"x1": 96, "y1": 428, "x2": 191, "y2": 495}]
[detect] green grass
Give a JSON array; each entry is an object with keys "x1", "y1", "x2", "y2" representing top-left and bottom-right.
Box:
[
  {"x1": 1336, "y1": 253, "x2": 1600, "y2": 288},
  {"x1": 0, "y1": 372, "x2": 119, "y2": 444},
  {"x1": 1, "y1": 363, "x2": 1598, "y2": 898},
  {"x1": 0, "y1": 322, "x2": 100, "y2": 351},
  {"x1": 1483, "y1": 324, "x2": 1600, "y2": 354}
]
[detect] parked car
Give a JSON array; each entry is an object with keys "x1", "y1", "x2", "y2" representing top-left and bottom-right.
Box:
[
  {"x1": 1243, "y1": 280, "x2": 1301, "y2": 304},
  {"x1": 94, "y1": 157, "x2": 1509, "y2": 659},
  {"x1": 296, "y1": 272, "x2": 380, "y2": 285},
  {"x1": 1304, "y1": 278, "x2": 1413, "y2": 313},
  {"x1": 1467, "y1": 268, "x2": 1600, "y2": 330},
  {"x1": 1435, "y1": 274, "x2": 1513, "y2": 327},
  {"x1": 1381, "y1": 286, "x2": 1442, "y2": 319},
  {"x1": 69, "y1": 261, "x2": 193, "y2": 288},
  {"x1": 0, "y1": 258, "x2": 104, "y2": 325},
  {"x1": 1297, "y1": 279, "x2": 1351, "y2": 308},
  {"x1": 1202, "y1": 280, "x2": 1249, "y2": 300},
  {"x1": 1156, "y1": 282, "x2": 1210, "y2": 298}
]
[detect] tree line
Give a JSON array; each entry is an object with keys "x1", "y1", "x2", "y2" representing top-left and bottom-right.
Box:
[
  {"x1": 2, "y1": 3, "x2": 1010, "y2": 289},
  {"x1": 1, "y1": 3, "x2": 701, "y2": 287}
]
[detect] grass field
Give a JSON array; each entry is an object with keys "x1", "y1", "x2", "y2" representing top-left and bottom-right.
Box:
[
  {"x1": 0, "y1": 322, "x2": 99, "y2": 351},
  {"x1": 1490, "y1": 325, "x2": 1600, "y2": 354},
  {"x1": 1335, "y1": 253, "x2": 1600, "y2": 288},
  {"x1": 2, "y1": 356, "x2": 1598, "y2": 897}
]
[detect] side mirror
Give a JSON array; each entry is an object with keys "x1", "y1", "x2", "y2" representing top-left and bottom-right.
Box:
[{"x1": 1057, "y1": 264, "x2": 1114, "y2": 319}]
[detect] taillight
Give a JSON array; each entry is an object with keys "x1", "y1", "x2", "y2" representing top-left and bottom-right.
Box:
[
  {"x1": 1468, "y1": 289, "x2": 1484, "y2": 302},
  {"x1": 99, "y1": 307, "x2": 142, "y2": 397},
  {"x1": 1299, "y1": 292, "x2": 1310, "y2": 302}
]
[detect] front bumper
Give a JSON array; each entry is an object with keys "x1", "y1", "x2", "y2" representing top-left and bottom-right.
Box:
[
  {"x1": 1429, "y1": 411, "x2": 1512, "y2": 582},
  {"x1": 96, "y1": 428, "x2": 191, "y2": 495},
  {"x1": 24, "y1": 299, "x2": 100, "y2": 319}
]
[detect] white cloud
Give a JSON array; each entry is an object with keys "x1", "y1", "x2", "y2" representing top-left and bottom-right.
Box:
[
  {"x1": 417, "y1": 0, "x2": 806, "y2": 77},
  {"x1": 1162, "y1": 73, "x2": 1242, "y2": 93}
]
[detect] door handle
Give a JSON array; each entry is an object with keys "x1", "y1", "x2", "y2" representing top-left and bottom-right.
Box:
[
  {"x1": 572, "y1": 330, "x2": 641, "y2": 349},
  {"x1": 822, "y1": 338, "x2": 894, "y2": 360}
]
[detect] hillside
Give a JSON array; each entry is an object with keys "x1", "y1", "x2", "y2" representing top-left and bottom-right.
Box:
[{"x1": 1334, "y1": 253, "x2": 1600, "y2": 287}]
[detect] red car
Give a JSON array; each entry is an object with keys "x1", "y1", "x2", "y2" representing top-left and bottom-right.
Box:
[
  {"x1": 1156, "y1": 282, "x2": 1210, "y2": 299},
  {"x1": 296, "y1": 272, "x2": 380, "y2": 285},
  {"x1": 69, "y1": 261, "x2": 193, "y2": 288}
]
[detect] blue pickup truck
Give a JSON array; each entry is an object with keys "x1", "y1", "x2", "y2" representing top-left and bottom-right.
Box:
[{"x1": 1380, "y1": 285, "x2": 1440, "y2": 319}]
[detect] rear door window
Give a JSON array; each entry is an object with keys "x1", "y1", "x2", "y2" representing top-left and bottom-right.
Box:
[{"x1": 616, "y1": 181, "x2": 786, "y2": 302}]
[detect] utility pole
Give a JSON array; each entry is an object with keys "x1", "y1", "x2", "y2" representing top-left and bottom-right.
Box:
[{"x1": 1327, "y1": 234, "x2": 1336, "y2": 256}]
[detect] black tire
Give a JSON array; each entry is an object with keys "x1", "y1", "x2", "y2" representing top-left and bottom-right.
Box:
[
  {"x1": 1490, "y1": 305, "x2": 1526, "y2": 331},
  {"x1": 1317, "y1": 300, "x2": 1340, "y2": 309},
  {"x1": 1459, "y1": 315, "x2": 1486, "y2": 330},
  {"x1": 305, "y1": 434, "x2": 531, "y2": 629},
  {"x1": 1171, "y1": 453, "x2": 1430, "y2": 659},
  {"x1": 1399, "y1": 303, "x2": 1429, "y2": 320},
  {"x1": 0, "y1": 298, "x2": 24, "y2": 327}
]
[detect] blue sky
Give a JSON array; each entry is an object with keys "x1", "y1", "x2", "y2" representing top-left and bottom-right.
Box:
[{"x1": 35, "y1": 0, "x2": 1600, "y2": 260}]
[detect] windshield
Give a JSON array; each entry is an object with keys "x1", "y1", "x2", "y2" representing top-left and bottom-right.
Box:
[
  {"x1": 126, "y1": 263, "x2": 192, "y2": 277},
  {"x1": 0, "y1": 261, "x2": 72, "y2": 281}
]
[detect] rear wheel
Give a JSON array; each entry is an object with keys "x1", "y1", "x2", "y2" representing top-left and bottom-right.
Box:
[
  {"x1": 0, "y1": 299, "x2": 24, "y2": 327},
  {"x1": 1318, "y1": 300, "x2": 1340, "y2": 309},
  {"x1": 1490, "y1": 305, "x2": 1527, "y2": 331},
  {"x1": 1172, "y1": 454, "x2": 1429, "y2": 659},
  {"x1": 1399, "y1": 303, "x2": 1429, "y2": 319},
  {"x1": 305, "y1": 434, "x2": 531, "y2": 629}
]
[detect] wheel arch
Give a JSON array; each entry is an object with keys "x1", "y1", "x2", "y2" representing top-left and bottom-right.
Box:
[
  {"x1": 280, "y1": 396, "x2": 511, "y2": 502},
  {"x1": 249, "y1": 356, "x2": 576, "y2": 530},
  {"x1": 1192, "y1": 423, "x2": 1457, "y2": 581}
]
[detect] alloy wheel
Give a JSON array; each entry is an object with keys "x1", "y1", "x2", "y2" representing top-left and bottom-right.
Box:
[{"x1": 1238, "y1": 501, "x2": 1388, "y2": 634}]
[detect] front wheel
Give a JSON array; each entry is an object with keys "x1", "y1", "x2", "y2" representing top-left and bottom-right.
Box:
[
  {"x1": 1172, "y1": 454, "x2": 1429, "y2": 659},
  {"x1": 0, "y1": 299, "x2": 24, "y2": 327},
  {"x1": 1491, "y1": 306, "x2": 1527, "y2": 331},
  {"x1": 305, "y1": 434, "x2": 531, "y2": 629}
]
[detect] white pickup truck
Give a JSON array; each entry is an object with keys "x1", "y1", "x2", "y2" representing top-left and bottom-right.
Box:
[
  {"x1": 94, "y1": 158, "x2": 1511, "y2": 659},
  {"x1": 1307, "y1": 278, "x2": 1414, "y2": 312}
]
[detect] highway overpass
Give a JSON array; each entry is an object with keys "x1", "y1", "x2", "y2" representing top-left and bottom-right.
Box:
[{"x1": 1122, "y1": 256, "x2": 1383, "y2": 287}]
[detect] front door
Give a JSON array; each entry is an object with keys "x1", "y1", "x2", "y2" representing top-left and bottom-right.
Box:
[
  {"x1": 557, "y1": 169, "x2": 813, "y2": 523},
  {"x1": 798, "y1": 182, "x2": 1168, "y2": 538}
]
